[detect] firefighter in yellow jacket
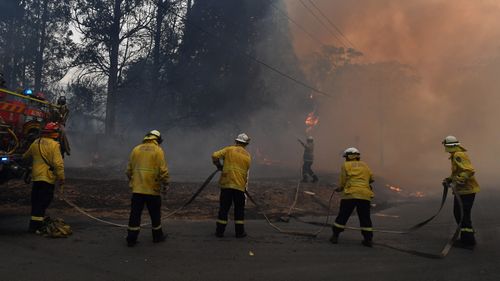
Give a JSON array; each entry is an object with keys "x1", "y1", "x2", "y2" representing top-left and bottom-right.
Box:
[
  {"x1": 331, "y1": 147, "x2": 375, "y2": 247},
  {"x1": 212, "y1": 133, "x2": 251, "y2": 238},
  {"x1": 126, "y1": 130, "x2": 169, "y2": 247},
  {"x1": 23, "y1": 122, "x2": 65, "y2": 233},
  {"x1": 442, "y1": 136, "x2": 480, "y2": 247}
]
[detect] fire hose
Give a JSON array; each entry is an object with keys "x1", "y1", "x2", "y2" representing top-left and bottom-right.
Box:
[
  {"x1": 61, "y1": 170, "x2": 219, "y2": 229},
  {"x1": 291, "y1": 182, "x2": 464, "y2": 258},
  {"x1": 245, "y1": 187, "x2": 335, "y2": 238}
]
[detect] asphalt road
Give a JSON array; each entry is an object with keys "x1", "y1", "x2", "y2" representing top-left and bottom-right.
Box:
[{"x1": 1, "y1": 189, "x2": 499, "y2": 281}]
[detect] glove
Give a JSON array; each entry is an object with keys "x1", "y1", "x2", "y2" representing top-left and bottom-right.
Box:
[
  {"x1": 215, "y1": 163, "x2": 223, "y2": 171},
  {"x1": 442, "y1": 177, "x2": 452, "y2": 186}
]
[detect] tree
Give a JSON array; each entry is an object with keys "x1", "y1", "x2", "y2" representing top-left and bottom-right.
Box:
[
  {"x1": 73, "y1": 0, "x2": 151, "y2": 135},
  {"x1": 28, "y1": 0, "x2": 74, "y2": 93},
  {"x1": 0, "y1": 0, "x2": 73, "y2": 92}
]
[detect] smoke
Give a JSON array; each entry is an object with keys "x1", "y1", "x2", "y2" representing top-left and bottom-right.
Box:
[
  {"x1": 285, "y1": 0, "x2": 500, "y2": 189},
  {"x1": 64, "y1": 0, "x2": 500, "y2": 192}
]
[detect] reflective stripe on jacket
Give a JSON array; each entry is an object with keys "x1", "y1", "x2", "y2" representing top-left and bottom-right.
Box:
[
  {"x1": 212, "y1": 145, "x2": 251, "y2": 192},
  {"x1": 23, "y1": 137, "x2": 64, "y2": 184},
  {"x1": 126, "y1": 140, "x2": 169, "y2": 196},
  {"x1": 339, "y1": 160, "x2": 374, "y2": 201},
  {"x1": 450, "y1": 151, "x2": 480, "y2": 195}
]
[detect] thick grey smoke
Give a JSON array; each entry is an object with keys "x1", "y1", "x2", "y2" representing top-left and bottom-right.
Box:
[{"x1": 285, "y1": 0, "x2": 500, "y2": 189}]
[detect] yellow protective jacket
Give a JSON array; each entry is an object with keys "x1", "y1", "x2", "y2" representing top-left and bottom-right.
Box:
[
  {"x1": 449, "y1": 151, "x2": 480, "y2": 195},
  {"x1": 23, "y1": 137, "x2": 65, "y2": 184},
  {"x1": 212, "y1": 145, "x2": 251, "y2": 192},
  {"x1": 126, "y1": 140, "x2": 169, "y2": 196},
  {"x1": 339, "y1": 160, "x2": 374, "y2": 201}
]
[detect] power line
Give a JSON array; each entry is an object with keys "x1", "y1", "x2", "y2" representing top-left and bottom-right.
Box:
[
  {"x1": 266, "y1": 0, "x2": 327, "y2": 47},
  {"x1": 167, "y1": 6, "x2": 333, "y2": 97},
  {"x1": 307, "y1": 0, "x2": 358, "y2": 50},
  {"x1": 297, "y1": 0, "x2": 349, "y2": 49}
]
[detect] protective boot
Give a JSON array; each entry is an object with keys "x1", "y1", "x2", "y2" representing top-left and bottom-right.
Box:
[
  {"x1": 301, "y1": 175, "x2": 308, "y2": 183},
  {"x1": 361, "y1": 239, "x2": 373, "y2": 247},
  {"x1": 329, "y1": 233, "x2": 339, "y2": 244},
  {"x1": 215, "y1": 222, "x2": 226, "y2": 238},
  {"x1": 28, "y1": 220, "x2": 43, "y2": 233},
  {"x1": 459, "y1": 232, "x2": 476, "y2": 248},
  {"x1": 126, "y1": 230, "x2": 139, "y2": 247},
  {"x1": 152, "y1": 228, "x2": 167, "y2": 243},
  {"x1": 312, "y1": 175, "x2": 319, "y2": 183},
  {"x1": 235, "y1": 224, "x2": 247, "y2": 238},
  {"x1": 362, "y1": 232, "x2": 373, "y2": 247}
]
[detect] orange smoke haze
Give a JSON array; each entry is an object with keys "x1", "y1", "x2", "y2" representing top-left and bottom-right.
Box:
[{"x1": 284, "y1": 0, "x2": 500, "y2": 189}]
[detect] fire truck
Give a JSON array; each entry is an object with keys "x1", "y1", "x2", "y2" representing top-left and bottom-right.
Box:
[{"x1": 0, "y1": 87, "x2": 61, "y2": 184}]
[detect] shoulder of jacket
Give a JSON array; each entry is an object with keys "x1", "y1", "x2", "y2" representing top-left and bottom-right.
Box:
[{"x1": 453, "y1": 151, "x2": 468, "y2": 160}]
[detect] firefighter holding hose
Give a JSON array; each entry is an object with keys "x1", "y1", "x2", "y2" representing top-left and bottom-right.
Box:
[
  {"x1": 442, "y1": 136, "x2": 480, "y2": 248},
  {"x1": 126, "y1": 130, "x2": 169, "y2": 247},
  {"x1": 330, "y1": 147, "x2": 375, "y2": 247},
  {"x1": 212, "y1": 133, "x2": 251, "y2": 238}
]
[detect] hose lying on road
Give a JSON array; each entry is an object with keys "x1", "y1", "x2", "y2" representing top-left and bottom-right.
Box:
[
  {"x1": 295, "y1": 182, "x2": 450, "y2": 235},
  {"x1": 62, "y1": 170, "x2": 219, "y2": 229},
  {"x1": 245, "y1": 184, "x2": 335, "y2": 238},
  {"x1": 373, "y1": 182, "x2": 464, "y2": 259},
  {"x1": 293, "y1": 182, "x2": 464, "y2": 258}
]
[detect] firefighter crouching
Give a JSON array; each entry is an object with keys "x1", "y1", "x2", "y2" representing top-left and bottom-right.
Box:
[
  {"x1": 331, "y1": 147, "x2": 375, "y2": 247},
  {"x1": 126, "y1": 130, "x2": 169, "y2": 247},
  {"x1": 22, "y1": 122, "x2": 65, "y2": 233},
  {"x1": 442, "y1": 136, "x2": 480, "y2": 248},
  {"x1": 212, "y1": 133, "x2": 251, "y2": 238}
]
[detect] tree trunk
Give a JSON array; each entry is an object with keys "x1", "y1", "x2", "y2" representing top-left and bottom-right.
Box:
[
  {"x1": 34, "y1": 0, "x2": 48, "y2": 93},
  {"x1": 105, "y1": 0, "x2": 122, "y2": 135},
  {"x1": 149, "y1": 0, "x2": 166, "y2": 122}
]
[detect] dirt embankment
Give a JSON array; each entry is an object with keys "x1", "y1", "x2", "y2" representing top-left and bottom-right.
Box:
[{"x1": 1, "y1": 168, "x2": 414, "y2": 221}]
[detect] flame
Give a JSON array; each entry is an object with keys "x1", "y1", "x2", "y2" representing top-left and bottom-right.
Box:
[
  {"x1": 385, "y1": 184, "x2": 402, "y2": 192},
  {"x1": 305, "y1": 111, "x2": 319, "y2": 133},
  {"x1": 409, "y1": 191, "x2": 426, "y2": 198}
]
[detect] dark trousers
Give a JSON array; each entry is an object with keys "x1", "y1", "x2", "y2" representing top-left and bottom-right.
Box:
[
  {"x1": 216, "y1": 188, "x2": 246, "y2": 235},
  {"x1": 127, "y1": 193, "x2": 163, "y2": 242},
  {"x1": 302, "y1": 161, "x2": 317, "y2": 181},
  {"x1": 453, "y1": 193, "x2": 476, "y2": 243},
  {"x1": 332, "y1": 199, "x2": 373, "y2": 241},
  {"x1": 30, "y1": 181, "x2": 55, "y2": 231}
]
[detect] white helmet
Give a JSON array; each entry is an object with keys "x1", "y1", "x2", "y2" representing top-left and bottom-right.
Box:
[
  {"x1": 144, "y1": 129, "x2": 163, "y2": 143},
  {"x1": 343, "y1": 147, "x2": 360, "y2": 157},
  {"x1": 307, "y1": 136, "x2": 314, "y2": 142},
  {"x1": 235, "y1": 133, "x2": 250, "y2": 144},
  {"x1": 442, "y1": 135, "x2": 460, "y2": 147}
]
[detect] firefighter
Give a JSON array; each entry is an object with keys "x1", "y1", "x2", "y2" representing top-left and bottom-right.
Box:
[
  {"x1": 49, "y1": 96, "x2": 70, "y2": 157},
  {"x1": 50, "y1": 96, "x2": 69, "y2": 125},
  {"x1": 330, "y1": 147, "x2": 375, "y2": 247},
  {"x1": 126, "y1": 130, "x2": 169, "y2": 247},
  {"x1": 22, "y1": 122, "x2": 65, "y2": 233},
  {"x1": 442, "y1": 136, "x2": 480, "y2": 248},
  {"x1": 212, "y1": 133, "x2": 251, "y2": 238},
  {"x1": 298, "y1": 136, "x2": 318, "y2": 183}
]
